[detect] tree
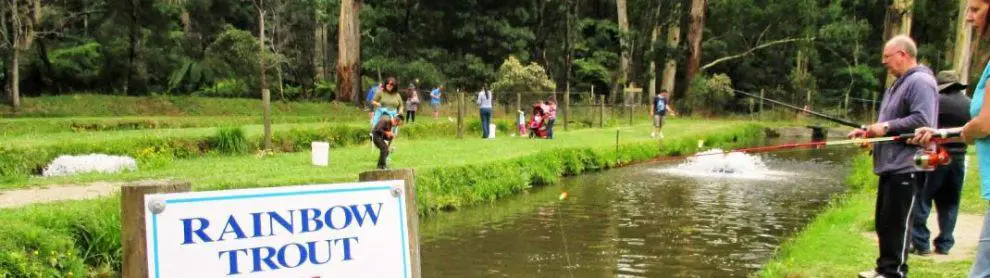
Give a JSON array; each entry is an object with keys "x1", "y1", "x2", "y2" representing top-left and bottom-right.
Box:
[
  {"x1": 336, "y1": 0, "x2": 360, "y2": 103},
  {"x1": 682, "y1": 0, "x2": 706, "y2": 102},
  {"x1": 1, "y1": 0, "x2": 43, "y2": 112},
  {"x1": 661, "y1": 3, "x2": 680, "y2": 101},
  {"x1": 616, "y1": 0, "x2": 631, "y2": 104},
  {"x1": 254, "y1": 0, "x2": 272, "y2": 150},
  {"x1": 952, "y1": 0, "x2": 972, "y2": 79},
  {"x1": 882, "y1": 0, "x2": 913, "y2": 88},
  {"x1": 491, "y1": 56, "x2": 556, "y2": 94}
]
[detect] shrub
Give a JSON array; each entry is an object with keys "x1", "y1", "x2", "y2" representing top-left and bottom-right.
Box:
[{"x1": 209, "y1": 126, "x2": 249, "y2": 154}]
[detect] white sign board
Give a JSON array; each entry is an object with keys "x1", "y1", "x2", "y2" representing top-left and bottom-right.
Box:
[{"x1": 144, "y1": 180, "x2": 412, "y2": 278}]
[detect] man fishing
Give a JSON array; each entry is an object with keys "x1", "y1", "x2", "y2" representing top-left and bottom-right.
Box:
[{"x1": 851, "y1": 35, "x2": 938, "y2": 278}]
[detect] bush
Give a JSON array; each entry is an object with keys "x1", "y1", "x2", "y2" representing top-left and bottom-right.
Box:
[
  {"x1": 197, "y1": 79, "x2": 249, "y2": 98},
  {"x1": 209, "y1": 126, "x2": 250, "y2": 154},
  {"x1": 0, "y1": 221, "x2": 88, "y2": 277}
]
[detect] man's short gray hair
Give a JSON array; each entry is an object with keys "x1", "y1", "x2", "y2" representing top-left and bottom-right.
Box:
[{"x1": 886, "y1": 35, "x2": 918, "y2": 58}]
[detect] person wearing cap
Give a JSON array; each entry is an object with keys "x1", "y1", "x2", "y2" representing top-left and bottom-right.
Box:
[
  {"x1": 909, "y1": 70, "x2": 971, "y2": 256},
  {"x1": 405, "y1": 84, "x2": 420, "y2": 123}
]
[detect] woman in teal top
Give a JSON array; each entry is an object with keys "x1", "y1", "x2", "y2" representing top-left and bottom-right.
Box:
[{"x1": 912, "y1": 0, "x2": 990, "y2": 276}]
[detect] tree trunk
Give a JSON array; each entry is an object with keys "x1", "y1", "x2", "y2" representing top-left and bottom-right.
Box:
[
  {"x1": 648, "y1": 23, "x2": 660, "y2": 98},
  {"x1": 258, "y1": 4, "x2": 272, "y2": 150},
  {"x1": 8, "y1": 49, "x2": 20, "y2": 112},
  {"x1": 684, "y1": 0, "x2": 706, "y2": 100},
  {"x1": 180, "y1": 9, "x2": 191, "y2": 34},
  {"x1": 36, "y1": 38, "x2": 60, "y2": 93},
  {"x1": 953, "y1": 0, "x2": 972, "y2": 81},
  {"x1": 882, "y1": 0, "x2": 914, "y2": 88},
  {"x1": 616, "y1": 0, "x2": 631, "y2": 105},
  {"x1": 662, "y1": 13, "x2": 680, "y2": 103},
  {"x1": 336, "y1": 0, "x2": 361, "y2": 103},
  {"x1": 125, "y1": 0, "x2": 146, "y2": 95},
  {"x1": 322, "y1": 23, "x2": 330, "y2": 81},
  {"x1": 564, "y1": 0, "x2": 574, "y2": 131}
]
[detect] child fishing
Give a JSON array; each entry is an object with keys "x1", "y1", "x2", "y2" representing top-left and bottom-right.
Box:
[{"x1": 372, "y1": 114, "x2": 405, "y2": 169}]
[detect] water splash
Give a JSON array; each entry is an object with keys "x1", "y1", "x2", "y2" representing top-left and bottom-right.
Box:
[{"x1": 660, "y1": 149, "x2": 787, "y2": 180}]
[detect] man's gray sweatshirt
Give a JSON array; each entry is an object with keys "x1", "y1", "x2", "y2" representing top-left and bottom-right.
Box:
[{"x1": 873, "y1": 65, "x2": 938, "y2": 175}]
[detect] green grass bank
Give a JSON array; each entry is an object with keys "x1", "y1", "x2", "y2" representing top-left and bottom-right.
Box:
[
  {"x1": 0, "y1": 94, "x2": 363, "y2": 118},
  {"x1": 0, "y1": 120, "x2": 765, "y2": 276},
  {"x1": 759, "y1": 154, "x2": 983, "y2": 277}
]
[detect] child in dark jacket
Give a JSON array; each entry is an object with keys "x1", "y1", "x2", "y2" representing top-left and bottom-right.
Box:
[{"x1": 372, "y1": 115, "x2": 405, "y2": 169}]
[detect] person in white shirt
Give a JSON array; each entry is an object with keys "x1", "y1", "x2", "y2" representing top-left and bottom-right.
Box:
[{"x1": 477, "y1": 86, "x2": 494, "y2": 138}]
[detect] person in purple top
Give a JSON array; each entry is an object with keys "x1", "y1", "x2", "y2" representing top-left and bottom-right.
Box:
[{"x1": 850, "y1": 35, "x2": 938, "y2": 278}]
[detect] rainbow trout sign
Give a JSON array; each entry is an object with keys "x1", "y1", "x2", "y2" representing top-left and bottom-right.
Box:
[{"x1": 143, "y1": 180, "x2": 414, "y2": 277}]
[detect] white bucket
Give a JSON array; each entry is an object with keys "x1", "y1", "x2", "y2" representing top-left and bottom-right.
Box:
[
  {"x1": 311, "y1": 142, "x2": 330, "y2": 166},
  {"x1": 488, "y1": 124, "x2": 497, "y2": 139}
]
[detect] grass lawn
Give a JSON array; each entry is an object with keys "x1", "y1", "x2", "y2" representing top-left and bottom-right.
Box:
[
  {"x1": 0, "y1": 94, "x2": 362, "y2": 117},
  {"x1": 758, "y1": 154, "x2": 982, "y2": 277},
  {"x1": 4, "y1": 118, "x2": 748, "y2": 190}
]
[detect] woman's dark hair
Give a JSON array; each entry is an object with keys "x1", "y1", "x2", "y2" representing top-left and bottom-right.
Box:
[{"x1": 384, "y1": 77, "x2": 398, "y2": 93}]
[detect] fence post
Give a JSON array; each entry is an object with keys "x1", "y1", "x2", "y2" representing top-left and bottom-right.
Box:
[
  {"x1": 760, "y1": 89, "x2": 766, "y2": 121},
  {"x1": 359, "y1": 169, "x2": 421, "y2": 278},
  {"x1": 599, "y1": 95, "x2": 605, "y2": 128},
  {"x1": 457, "y1": 89, "x2": 464, "y2": 139},
  {"x1": 121, "y1": 180, "x2": 192, "y2": 278},
  {"x1": 516, "y1": 93, "x2": 522, "y2": 116},
  {"x1": 563, "y1": 87, "x2": 570, "y2": 131}
]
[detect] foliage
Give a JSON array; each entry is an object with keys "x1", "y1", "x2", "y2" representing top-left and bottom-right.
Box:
[
  {"x1": 684, "y1": 73, "x2": 734, "y2": 115},
  {"x1": 492, "y1": 56, "x2": 557, "y2": 94},
  {"x1": 209, "y1": 126, "x2": 250, "y2": 154},
  {"x1": 0, "y1": 0, "x2": 966, "y2": 120}
]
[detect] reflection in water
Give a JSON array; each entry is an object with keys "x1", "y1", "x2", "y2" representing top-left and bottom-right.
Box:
[{"x1": 421, "y1": 146, "x2": 859, "y2": 277}]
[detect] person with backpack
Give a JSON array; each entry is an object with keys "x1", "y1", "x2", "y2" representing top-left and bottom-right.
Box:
[{"x1": 651, "y1": 89, "x2": 676, "y2": 138}]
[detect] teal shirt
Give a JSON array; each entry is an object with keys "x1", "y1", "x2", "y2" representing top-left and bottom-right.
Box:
[{"x1": 972, "y1": 61, "x2": 990, "y2": 200}]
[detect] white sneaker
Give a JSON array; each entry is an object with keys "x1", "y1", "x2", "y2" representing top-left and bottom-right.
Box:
[
  {"x1": 857, "y1": 270, "x2": 884, "y2": 278},
  {"x1": 651, "y1": 132, "x2": 656, "y2": 138},
  {"x1": 659, "y1": 132, "x2": 664, "y2": 139}
]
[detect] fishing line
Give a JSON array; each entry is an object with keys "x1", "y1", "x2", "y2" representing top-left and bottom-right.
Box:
[
  {"x1": 556, "y1": 192, "x2": 575, "y2": 278},
  {"x1": 732, "y1": 89, "x2": 868, "y2": 129}
]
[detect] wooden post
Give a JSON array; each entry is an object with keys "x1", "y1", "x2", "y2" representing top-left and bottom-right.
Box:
[
  {"x1": 359, "y1": 169, "x2": 421, "y2": 278},
  {"x1": 457, "y1": 89, "x2": 464, "y2": 139},
  {"x1": 760, "y1": 89, "x2": 766, "y2": 120},
  {"x1": 516, "y1": 93, "x2": 522, "y2": 116},
  {"x1": 122, "y1": 180, "x2": 192, "y2": 278},
  {"x1": 563, "y1": 88, "x2": 570, "y2": 130},
  {"x1": 628, "y1": 99, "x2": 633, "y2": 126},
  {"x1": 591, "y1": 85, "x2": 596, "y2": 127},
  {"x1": 599, "y1": 95, "x2": 605, "y2": 128},
  {"x1": 615, "y1": 129, "x2": 620, "y2": 155}
]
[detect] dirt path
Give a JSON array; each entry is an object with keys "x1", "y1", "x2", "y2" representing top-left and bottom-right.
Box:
[
  {"x1": 0, "y1": 182, "x2": 121, "y2": 209},
  {"x1": 863, "y1": 213, "x2": 983, "y2": 262}
]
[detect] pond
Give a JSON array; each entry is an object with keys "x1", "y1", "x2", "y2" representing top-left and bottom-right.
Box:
[{"x1": 420, "y1": 144, "x2": 860, "y2": 277}]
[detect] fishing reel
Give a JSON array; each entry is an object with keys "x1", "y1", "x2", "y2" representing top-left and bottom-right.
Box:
[
  {"x1": 914, "y1": 146, "x2": 951, "y2": 171},
  {"x1": 908, "y1": 129, "x2": 960, "y2": 171}
]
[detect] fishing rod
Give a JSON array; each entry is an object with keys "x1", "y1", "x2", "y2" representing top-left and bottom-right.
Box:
[
  {"x1": 733, "y1": 89, "x2": 868, "y2": 130},
  {"x1": 689, "y1": 129, "x2": 961, "y2": 169}
]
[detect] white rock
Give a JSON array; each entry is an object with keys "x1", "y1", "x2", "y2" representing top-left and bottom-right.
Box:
[{"x1": 42, "y1": 154, "x2": 138, "y2": 177}]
